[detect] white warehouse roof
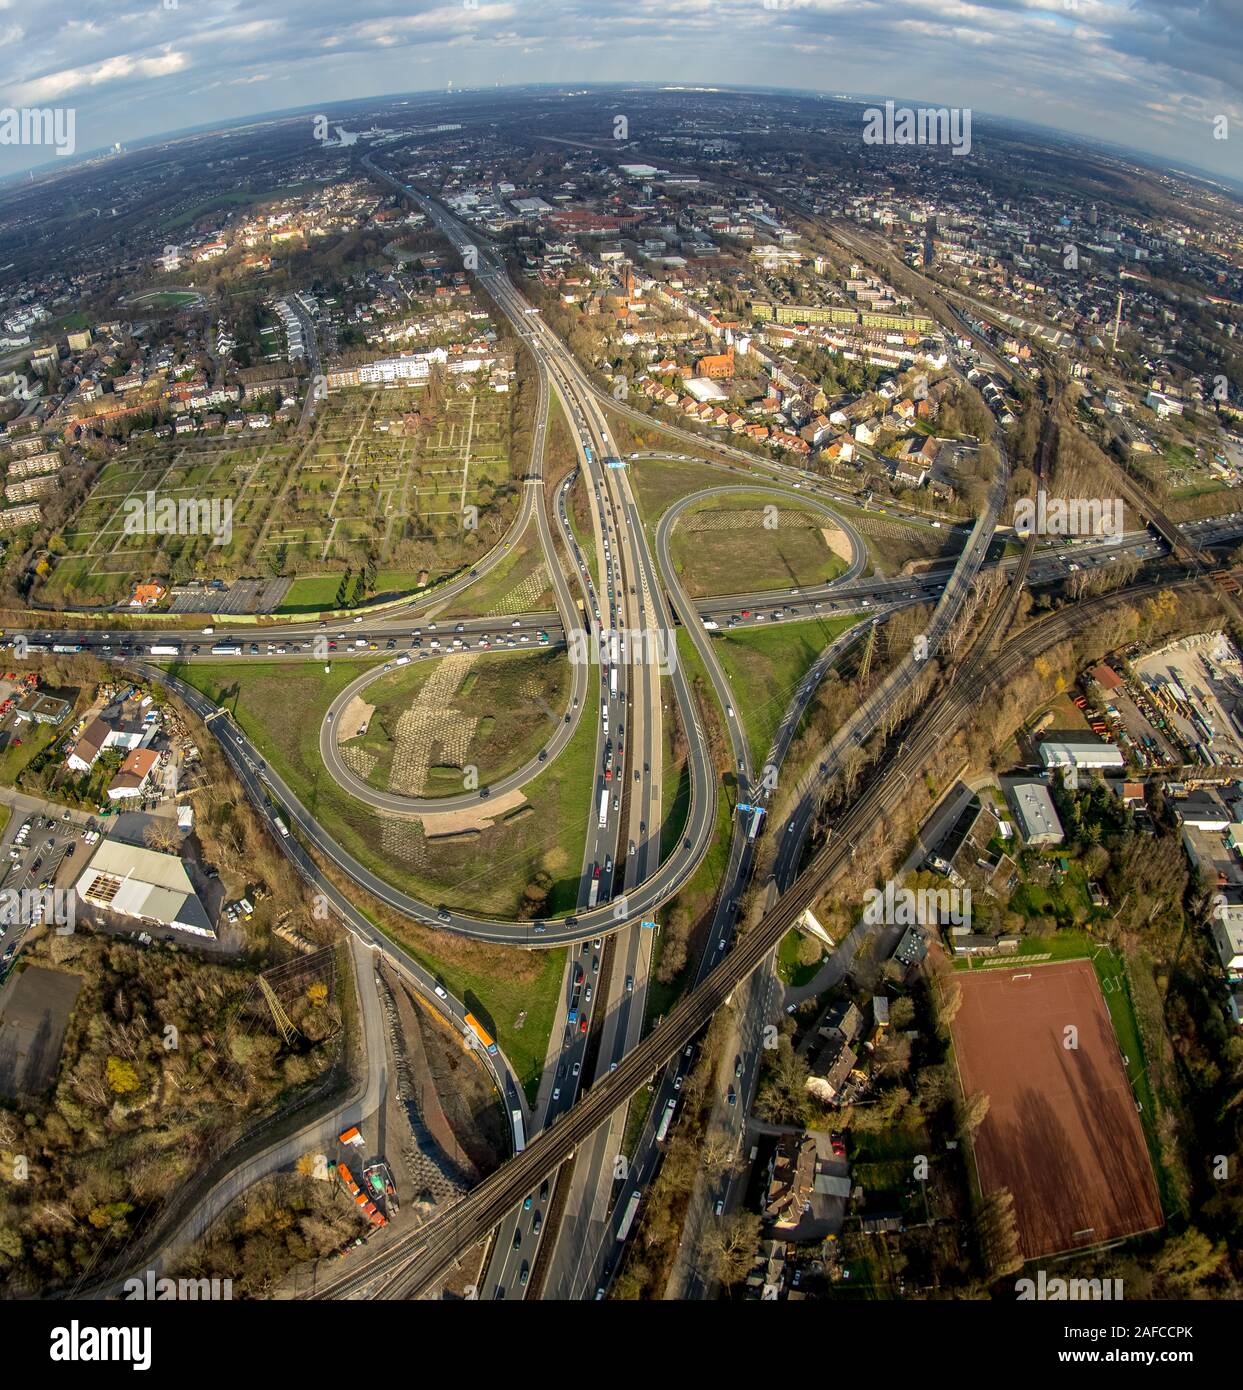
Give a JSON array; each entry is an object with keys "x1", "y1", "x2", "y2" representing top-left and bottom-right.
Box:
[
  {"x1": 75, "y1": 839, "x2": 215, "y2": 938},
  {"x1": 1039, "y1": 737, "x2": 1125, "y2": 771}
]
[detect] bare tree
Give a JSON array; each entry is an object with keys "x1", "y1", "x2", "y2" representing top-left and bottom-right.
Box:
[
  {"x1": 702, "y1": 1210, "x2": 762, "y2": 1287},
  {"x1": 143, "y1": 821, "x2": 180, "y2": 854}
]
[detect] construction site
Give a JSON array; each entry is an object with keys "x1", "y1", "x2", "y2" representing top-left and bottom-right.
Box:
[{"x1": 1136, "y1": 631, "x2": 1243, "y2": 768}]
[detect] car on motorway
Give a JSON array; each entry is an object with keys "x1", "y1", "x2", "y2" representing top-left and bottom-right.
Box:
[
  {"x1": 433, "y1": 985, "x2": 448, "y2": 1000},
  {"x1": 727, "y1": 1088, "x2": 737, "y2": 1106},
  {"x1": 552, "y1": 1087, "x2": 560, "y2": 1102},
  {"x1": 673, "y1": 1074, "x2": 683, "y2": 1091},
  {"x1": 523, "y1": 1194, "x2": 532, "y2": 1210},
  {"x1": 512, "y1": 1229, "x2": 521, "y2": 1251},
  {"x1": 735, "y1": 1058, "x2": 744, "y2": 1079},
  {"x1": 625, "y1": 975, "x2": 633, "y2": 992},
  {"x1": 572, "y1": 1061, "x2": 581, "y2": 1077},
  {"x1": 437, "y1": 907, "x2": 451, "y2": 923},
  {"x1": 579, "y1": 1015, "x2": 589, "y2": 1034},
  {"x1": 532, "y1": 1212, "x2": 542, "y2": 1235},
  {"x1": 540, "y1": 1179, "x2": 549, "y2": 1200}
]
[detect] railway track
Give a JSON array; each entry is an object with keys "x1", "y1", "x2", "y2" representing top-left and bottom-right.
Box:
[{"x1": 310, "y1": 554, "x2": 1213, "y2": 1301}]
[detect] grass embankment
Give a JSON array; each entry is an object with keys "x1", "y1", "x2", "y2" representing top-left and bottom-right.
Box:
[
  {"x1": 827, "y1": 498, "x2": 961, "y2": 574},
  {"x1": 437, "y1": 518, "x2": 553, "y2": 619},
  {"x1": 710, "y1": 615, "x2": 863, "y2": 770},
  {"x1": 659, "y1": 674, "x2": 690, "y2": 865},
  {"x1": 645, "y1": 633, "x2": 733, "y2": 1023}
]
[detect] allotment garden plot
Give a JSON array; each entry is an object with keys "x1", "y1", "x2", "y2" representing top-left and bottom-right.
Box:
[
  {"x1": 267, "y1": 385, "x2": 514, "y2": 572},
  {"x1": 45, "y1": 437, "x2": 294, "y2": 606},
  {"x1": 42, "y1": 383, "x2": 516, "y2": 608}
]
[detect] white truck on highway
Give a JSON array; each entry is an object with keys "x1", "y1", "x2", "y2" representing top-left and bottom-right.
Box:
[
  {"x1": 598, "y1": 788, "x2": 609, "y2": 829},
  {"x1": 617, "y1": 1189, "x2": 642, "y2": 1242}
]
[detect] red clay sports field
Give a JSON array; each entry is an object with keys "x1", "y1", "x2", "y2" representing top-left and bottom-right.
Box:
[{"x1": 951, "y1": 957, "x2": 1163, "y2": 1259}]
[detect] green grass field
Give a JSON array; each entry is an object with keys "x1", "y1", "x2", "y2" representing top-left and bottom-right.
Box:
[
  {"x1": 711, "y1": 615, "x2": 862, "y2": 769},
  {"x1": 0, "y1": 720, "x2": 63, "y2": 789},
  {"x1": 629, "y1": 455, "x2": 734, "y2": 526},
  {"x1": 777, "y1": 927, "x2": 827, "y2": 986},
  {"x1": 667, "y1": 492, "x2": 849, "y2": 598}
]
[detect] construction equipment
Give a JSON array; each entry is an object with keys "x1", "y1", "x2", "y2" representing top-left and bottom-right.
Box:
[
  {"x1": 336, "y1": 1162, "x2": 387, "y2": 1227},
  {"x1": 363, "y1": 1160, "x2": 400, "y2": 1217}
]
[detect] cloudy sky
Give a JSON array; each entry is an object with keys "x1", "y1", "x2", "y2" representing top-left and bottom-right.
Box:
[{"x1": 0, "y1": 0, "x2": 1239, "y2": 182}]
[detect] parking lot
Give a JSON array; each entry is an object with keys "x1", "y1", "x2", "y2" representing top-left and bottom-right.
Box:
[{"x1": 0, "y1": 805, "x2": 100, "y2": 970}]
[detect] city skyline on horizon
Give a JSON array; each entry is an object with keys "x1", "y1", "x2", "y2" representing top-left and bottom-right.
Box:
[{"x1": 0, "y1": 0, "x2": 1238, "y2": 183}]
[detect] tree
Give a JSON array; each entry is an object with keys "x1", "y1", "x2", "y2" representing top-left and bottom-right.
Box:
[
  {"x1": 143, "y1": 821, "x2": 180, "y2": 854},
  {"x1": 105, "y1": 1056, "x2": 140, "y2": 1096},
  {"x1": 1153, "y1": 1228, "x2": 1227, "y2": 1295},
  {"x1": 703, "y1": 1210, "x2": 761, "y2": 1287},
  {"x1": 962, "y1": 1089, "x2": 990, "y2": 1136},
  {"x1": 975, "y1": 1187, "x2": 1022, "y2": 1279},
  {"x1": 754, "y1": 1036, "x2": 809, "y2": 1126}
]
